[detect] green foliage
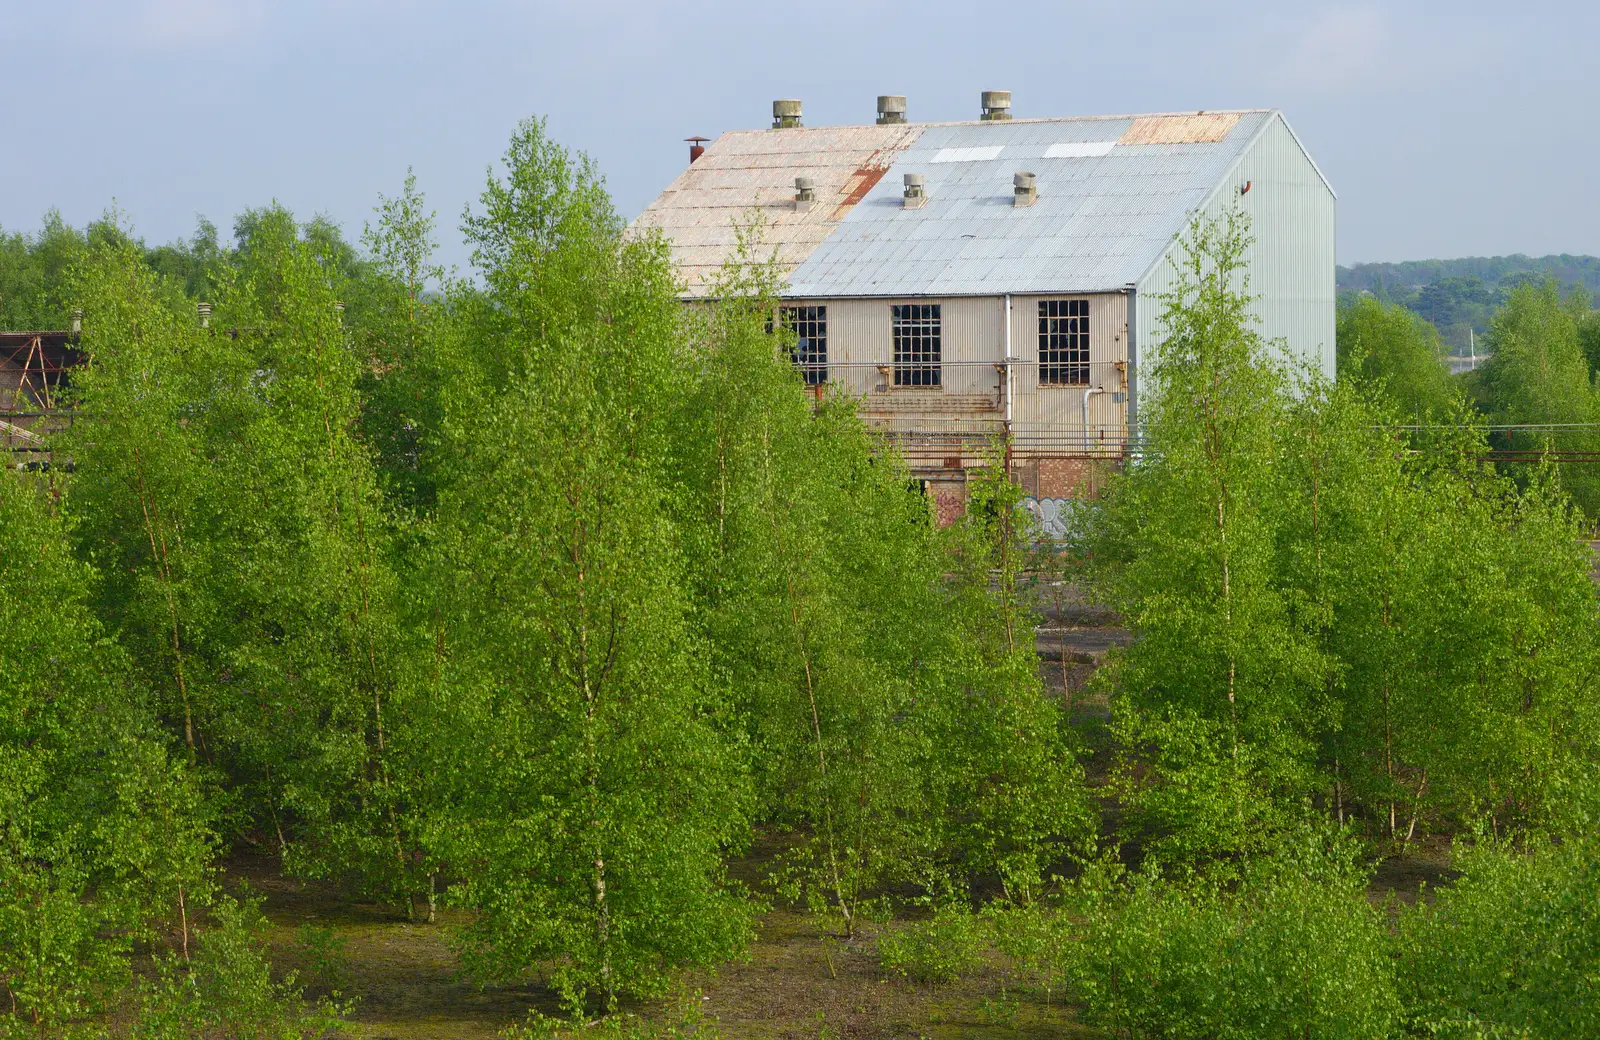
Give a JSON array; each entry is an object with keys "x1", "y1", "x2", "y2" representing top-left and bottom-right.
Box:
[
  {"x1": 1092, "y1": 209, "x2": 1332, "y2": 865},
  {"x1": 132, "y1": 895, "x2": 351, "y2": 1040},
  {"x1": 1062, "y1": 846, "x2": 1398, "y2": 1040},
  {"x1": 1336, "y1": 295, "x2": 1461, "y2": 421},
  {"x1": 1338, "y1": 255, "x2": 1600, "y2": 352},
  {"x1": 0, "y1": 470, "x2": 215, "y2": 1036},
  {"x1": 17, "y1": 114, "x2": 1600, "y2": 1036},
  {"x1": 422, "y1": 119, "x2": 753, "y2": 1008},
  {"x1": 1093, "y1": 213, "x2": 1600, "y2": 862},
  {"x1": 500, "y1": 992, "x2": 719, "y2": 1040},
  {"x1": 876, "y1": 904, "x2": 986, "y2": 984},
  {"x1": 1397, "y1": 835, "x2": 1600, "y2": 1039},
  {"x1": 1474, "y1": 279, "x2": 1600, "y2": 515},
  {"x1": 354, "y1": 171, "x2": 449, "y2": 511},
  {"x1": 685, "y1": 251, "x2": 1086, "y2": 925},
  {"x1": 61, "y1": 210, "x2": 429, "y2": 911},
  {"x1": 294, "y1": 922, "x2": 349, "y2": 993},
  {"x1": 1578, "y1": 309, "x2": 1600, "y2": 377}
]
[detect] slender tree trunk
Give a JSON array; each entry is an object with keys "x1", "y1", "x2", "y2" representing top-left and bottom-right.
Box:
[
  {"x1": 177, "y1": 884, "x2": 190, "y2": 963},
  {"x1": 132, "y1": 448, "x2": 195, "y2": 755},
  {"x1": 762, "y1": 428, "x2": 852, "y2": 934}
]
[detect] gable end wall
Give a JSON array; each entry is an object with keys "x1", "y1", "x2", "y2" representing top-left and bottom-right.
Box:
[{"x1": 1134, "y1": 113, "x2": 1336, "y2": 390}]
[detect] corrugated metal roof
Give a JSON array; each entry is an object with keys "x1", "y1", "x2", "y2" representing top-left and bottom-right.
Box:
[
  {"x1": 632, "y1": 110, "x2": 1279, "y2": 298},
  {"x1": 629, "y1": 124, "x2": 923, "y2": 295}
]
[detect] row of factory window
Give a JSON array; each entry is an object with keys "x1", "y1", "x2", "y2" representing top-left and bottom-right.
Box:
[{"x1": 780, "y1": 300, "x2": 1092, "y2": 388}]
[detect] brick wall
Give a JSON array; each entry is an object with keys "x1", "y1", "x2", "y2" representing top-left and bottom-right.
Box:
[{"x1": 1027, "y1": 456, "x2": 1116, "y2": 499}]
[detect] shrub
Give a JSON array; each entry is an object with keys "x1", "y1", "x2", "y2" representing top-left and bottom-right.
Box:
[
  {"x1": 876, "y1": 905, "x2": 986, "y2": 984},
  {"x1": 295, "y1": 921, "x2": 350, "y2": 994},
  {"x1": 1398, "y1": 835, "x2": 1600, "y2": 1039},
  {"x1": 132, "y1": 895, "x2": 351, "y2": 1040},
  {"x1": 1065, "y1": 850, "x2": 1397, "y2": 1040}
]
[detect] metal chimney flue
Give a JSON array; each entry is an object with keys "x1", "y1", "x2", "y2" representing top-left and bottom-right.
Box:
[
  {"x1": 981, "y1": 90, "x2": 1013, "y2": 121},
  {"x1": 903, "y1": 172, "x2": 927, "y2": 209},
  {"x1": 70, "y1": 308, "x2": 83, "y2": 334},
  {"x1": 685, "y1": 136, "x2": 709, "y2": 164},
  {"x1": 795, "y1": 176, "x2": 816, "y2": 211},
  {"x1": 877, "y1": 95, "x2": 907, "y2": 124},
  {"x1": 1013, "y1": 171, "x2": 1038, "y2": 206},
  {"x1": 772, "y1": 99, "x2": 803, "y2": 129}
]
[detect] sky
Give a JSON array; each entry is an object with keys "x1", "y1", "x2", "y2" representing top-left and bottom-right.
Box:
[{"x1": 4, "y1": 0, "x2": 1597, "y2": 272}]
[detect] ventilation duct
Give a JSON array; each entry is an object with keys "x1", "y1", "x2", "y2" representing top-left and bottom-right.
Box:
[
  {"x1": 877, "y1": 95, "x2": 907, "y2": 124},
  {"x1": 1013, "y1": 171, "x2": 1038, "y2": 207},
  {"x1": 903, "y1": 173, "x2": 927, "y2": 209},
  {"x1": 981, "y1": 90, "x2": 1012, "y2": 121}
]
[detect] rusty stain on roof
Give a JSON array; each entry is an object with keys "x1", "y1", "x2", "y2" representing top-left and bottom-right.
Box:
[
  {"x1": 833, "y1": 166, "x2": 891, "y2": 219},
  {"x1": 633, "y1": 110, "x2": 1314, "y2": 298},
  {"x1": 1118, "y1": 113, "x2": 1241, "y2": 145},
  {"x1": 630, "y1": 124, "x2": 923, "y2": 295}
]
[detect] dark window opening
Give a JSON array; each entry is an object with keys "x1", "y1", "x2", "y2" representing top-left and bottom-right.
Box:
[
  {"x1": 892, "y1": 303, "x2": 941, "y2": 387},
  {"x1": 780, "y1": 305, "x2": 827, "y2": 385},
  {"x1": 1039, "y1": 299, "x2": 1090, "y2": 385}
]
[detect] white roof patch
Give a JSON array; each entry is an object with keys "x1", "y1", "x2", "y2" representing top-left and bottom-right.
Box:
[
  {"x1": 931, "y1": 145, "x2": 1006, "y2": 163},
  {"x1": 1044, "y1": 141, "x2": 1117, "y2": 158}
]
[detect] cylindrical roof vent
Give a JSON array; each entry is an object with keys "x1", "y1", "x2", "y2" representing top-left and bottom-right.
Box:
[
  {"x1": 196, "y1": 301, "x2": 211, "y2": 328},
  {"x1": 772, "y1": 99, "x2": 803, "y2": 129},
  {"x1": 877, "y1": 95, "x2": 907, "y2": 125},
  {"x1": 795, "y1": 176, "x2": 817, "y2": 211},
  {"x1": 903, "y1": 172, "x2": 927, "y2": 209},
  {"x1": 981, "y1": 90, "x2": 1013, "y2": 121},
  {"x1": 685, "y1": 136, "x2": 709, "y2": 164},
  {"x1": 70, "y1": 308, "x2": 83, "y2": 334},
  {"x1": 1013, "y1": 171, "x2": 1038, "y2": 207}
]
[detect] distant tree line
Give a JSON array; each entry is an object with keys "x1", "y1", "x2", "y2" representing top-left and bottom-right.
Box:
[{"x1": 1336, "y1": 254, "x2": 1600, "y2": 354}]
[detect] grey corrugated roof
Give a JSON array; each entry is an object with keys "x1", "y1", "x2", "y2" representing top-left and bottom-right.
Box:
[
  {"x1": 632, "y1": 110, "x2": 1281, "y2": 298},
  {"x1": 787, "y1": 111, "x2": 1275, "y2": 298}
]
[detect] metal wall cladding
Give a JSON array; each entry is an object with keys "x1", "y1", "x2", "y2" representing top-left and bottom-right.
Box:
[
  {"x1": 786, "y1": 292, "x2": 1132, "y2": 458},
  {"x1": 1135, "y1": 112, "x2": 1337, "y2": 385},
  {"x1": 1008, "y1": 293, "x2": 1130, "y2": 447}
]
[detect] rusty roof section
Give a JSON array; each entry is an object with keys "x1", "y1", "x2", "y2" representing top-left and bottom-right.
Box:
[
  {"x1": 1117, "y1": 112, "x2": 1242, "y2": 145},
  {"x1": 631, "y1": 109, "x2": 1328, "y2": 299},
  {"x1": 629, "y1": 124, "x2": 924, "y2": 296}
]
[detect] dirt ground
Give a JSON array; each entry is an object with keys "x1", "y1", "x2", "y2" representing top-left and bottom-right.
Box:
[{"x1": 240, "y1": 850, "x2": 1095, "y2": 1040}]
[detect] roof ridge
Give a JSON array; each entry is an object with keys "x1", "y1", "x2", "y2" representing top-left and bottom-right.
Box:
[{"x1": 714, "y1": 109, "x2": 1277, "y2": 135}]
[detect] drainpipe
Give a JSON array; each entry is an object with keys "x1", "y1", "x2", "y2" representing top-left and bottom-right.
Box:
[
  {"x1": 1125, "y1": 285, "x2": 1139, "y2": 451},
  {"x1": 1083, "y1": 385, "x2": 1106, "y2": 453},
  {"x1": 1002, "y1": 294, "x2": 1018, "y2": 472},
  {"x1": 1003, "y1": 294, "x2": 1013, "y2": 427}
]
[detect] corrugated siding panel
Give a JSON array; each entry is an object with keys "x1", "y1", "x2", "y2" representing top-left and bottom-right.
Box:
[
  {"x1": 1009, "y1": 293, "x2": 1129, "y2": 448},
  {"x1": 1136, "y1": 113, "x2": 1336, "y2": 394},
  {"x1": 799, "y1": 296, "x2": 1005, "y2": 398},
  {"x1": 793, "y1": 293, "x2": 1130, "y2": 456}
]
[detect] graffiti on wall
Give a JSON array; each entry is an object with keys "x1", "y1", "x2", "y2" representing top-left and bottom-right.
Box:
[{"x1": 1023, "y1": 496, "x2": 1084, "y2": 540}]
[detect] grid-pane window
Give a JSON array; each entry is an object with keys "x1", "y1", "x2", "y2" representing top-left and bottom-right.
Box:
[
  {"x1": 892, "y1": 304, "x2": 941, "y2": 387},
  {"x1": 781, "y1": 305, "x2": 827, "y2": 385},
  {"x1": 1039, "y1": 299, "x2": 1090, "y2": 385}
]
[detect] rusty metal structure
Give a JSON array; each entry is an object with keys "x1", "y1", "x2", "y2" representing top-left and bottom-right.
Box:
[{"x1": 1, "y1": 330, "x2": 80, "y2": 462}]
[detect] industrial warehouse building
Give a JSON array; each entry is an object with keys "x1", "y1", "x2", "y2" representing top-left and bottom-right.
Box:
[{"x1": 633, "y1": 93, "x2": 1336, "y2": 528}]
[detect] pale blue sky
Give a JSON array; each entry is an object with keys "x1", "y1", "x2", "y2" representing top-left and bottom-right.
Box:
[{"x1": 4, "y1": 0, "x2": 1596, "y2": 270}]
